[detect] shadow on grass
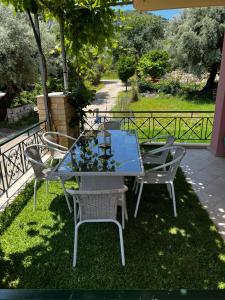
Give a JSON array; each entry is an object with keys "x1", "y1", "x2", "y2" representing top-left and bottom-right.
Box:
[
  {"x1": 1, "y1": 169, "x2": 225, "y2": 289},
  {"x1": 0, "y1": 180, "x2": 41, "y2": 235}
]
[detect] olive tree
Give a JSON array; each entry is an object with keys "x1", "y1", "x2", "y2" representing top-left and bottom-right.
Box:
[{"x1": 167, "y1": 7, "x2": 225, "y2": 92}]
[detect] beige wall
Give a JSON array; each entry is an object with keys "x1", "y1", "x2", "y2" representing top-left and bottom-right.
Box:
[{"x1": 37, "y1": 92, "x2": 79, "y2": 148}]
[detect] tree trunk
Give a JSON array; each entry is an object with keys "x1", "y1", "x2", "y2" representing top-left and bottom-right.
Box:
[
  {"x1": 125, "y1": 81, "x2": 128, "y2": 92},
  {"x1": 0, "y1": 84, "x2": 19, "y2": 120},
  {"x1": 59, "y1": 17, "x2": 69, "y2": 91},
  {"x1": 27, "y1": 11, "x2": 51, "y2": 130},
  {"x1": 201, "y1": 63, "x2": 219, "y2": 93}
]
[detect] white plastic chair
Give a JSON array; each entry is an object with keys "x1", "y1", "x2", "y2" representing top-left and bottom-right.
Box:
[
  {"x1": 98, "y1": 120, "x2": 121, "y2": 130},
  {"x1": 141, "y1": 135, "x2": 176, "y2": 165},
  {"x1": 67, "y1": 186, "x2": 128, "y2": 267},
  {"x1": 42, "y1": 131, "x2": 76, "y2": 163},
  {"x1": 134, "y1": 146, "x2": 185, "y2": 218},
  {"x1": 25, "y1": 144, "x2": 72, "y2": 213}
]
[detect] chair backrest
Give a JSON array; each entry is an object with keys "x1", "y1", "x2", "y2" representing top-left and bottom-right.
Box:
[
  {"x1": 100, "y1": 121, "x2": 121, "y2": 130},
  {"x1": 68, "y1": 186, "x2": 128, "y2": 221},
  {"x1": 157, "y1": 135, "x2": 176, "y2": 163},
  {"x1": 43, "y1": 132, "x2": 71, "y2": 152},
  {"x1": 168, "y1": 146, "x2": 186, "y2": 180},
  {"x1": 24, "y1": 145, "x2": 45, "y2": 178}
]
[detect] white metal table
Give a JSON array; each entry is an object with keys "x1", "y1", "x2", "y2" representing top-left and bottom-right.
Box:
[{"x1": 54, "y1": 130, "x2": 144, "y2": 190}]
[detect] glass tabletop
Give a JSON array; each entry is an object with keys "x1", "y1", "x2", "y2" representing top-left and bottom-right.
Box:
[{"x1": 55, "y1": 130, "x2": 144, "y2": 176}]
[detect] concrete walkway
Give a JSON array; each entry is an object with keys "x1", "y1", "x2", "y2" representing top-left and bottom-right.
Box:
[{"x1": 181, "y1": 148, "x2": 225, "y2": 239}]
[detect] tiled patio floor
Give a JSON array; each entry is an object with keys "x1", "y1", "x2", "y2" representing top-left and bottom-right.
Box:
[{"x1": 181, "y1": 148, "x2": 225, "y2": 239}]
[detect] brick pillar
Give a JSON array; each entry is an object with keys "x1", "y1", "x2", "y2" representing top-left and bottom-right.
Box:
[{"x1": 37, "y1": 92, "x2": 79, "y2": 148}]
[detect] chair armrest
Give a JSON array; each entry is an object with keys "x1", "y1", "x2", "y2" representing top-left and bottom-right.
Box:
[{"x1": 145, "y1": 147, "x2": 185, "y2": 172}]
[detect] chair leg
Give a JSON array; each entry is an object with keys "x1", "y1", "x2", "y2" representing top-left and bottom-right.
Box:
[
  {"x1": 50, "y1": 158, "x2": 54, "y2": 167},
  {"x1": 122, "y1": 197, "x2": 125, "y2": 230},
  {"x1": 73, "y1": 223, "x2": 80, "y2": 267},
  {"x1": 134, "y1": 181, "x2": 144, "y2": 218},
  {"x1": 33, "y1": 179, "x2": 37, "y2": 211},
  {"x1": 73, "y1": 196, "x2": 78, "y2": 226},
  {"x1": 114, "y1": 220, "x2": 125, "y2": 266},
  {"x1": 135, "y1": 181, "x2": 139, "y2": 195},
  {"x1": 46, "y1": 180, "x2": 49, "y2": 194},
  {"x1": 170, "y1": 182, "x2": 177, "y2": 217},
  {"x1": 132, "y1": 178, "x2": 137, "y2": 192},
  {"x1": 60, "y1": 178, "x2": 72, "y2": 213},
  {"x1": 124, "y1": 199, "x2": 128, "y2": 222},
  {"x1": 167, "y1": 183, "x2": 172, "y2": 198}
]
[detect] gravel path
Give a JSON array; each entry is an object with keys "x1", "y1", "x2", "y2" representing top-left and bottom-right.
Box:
[
  {"x1": 86, "y1": 79, "x2": 124, "y2": 112},
  {"x1": 85, "y1": 79, "x2": 125, "y2": 129}
]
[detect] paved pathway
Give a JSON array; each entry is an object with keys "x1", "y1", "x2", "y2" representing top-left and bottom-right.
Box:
[
  {"x1": 86, "y1": 79, "x2": 124, "y2": 112},
  {"x1": 85, "y1": 80, "x2": 125, "y2": 129},
  {"x1": 181, "y1": 148, "x2": 225, "y2": 240}
]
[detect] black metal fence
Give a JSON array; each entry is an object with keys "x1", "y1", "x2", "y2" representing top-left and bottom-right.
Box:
[
  {"x1": 0, "y1": 121, "x2": 47, "y2": 197},
  {"x1": 84, "y1": 110, "x2": 214, "y2": 142}
]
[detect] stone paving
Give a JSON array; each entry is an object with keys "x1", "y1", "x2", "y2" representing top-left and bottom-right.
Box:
[{"x1": 181, "y1": 148, "x2": 225, "y2": 239}]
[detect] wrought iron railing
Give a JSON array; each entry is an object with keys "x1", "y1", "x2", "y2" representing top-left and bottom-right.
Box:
[
  {"x1": 83, "y1": 110, "x2": 214, "y2": 142},
  {"x1": 0, "y1": 120, "x2": 47, "y2": 197}
]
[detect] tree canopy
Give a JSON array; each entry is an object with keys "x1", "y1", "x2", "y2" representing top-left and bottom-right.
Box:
[
  {"x1": 117, "y1": 55, "x2": 136, "y2": 91},
  {"x1": 114, "y1": 11, "x2": 166, "y2": 59},
  {"x1": 137, "y1": 50, "x2": 170, "y2": 79},
  {"x1": 166, "y1": 7, "x2": 225, "y2": 90}
]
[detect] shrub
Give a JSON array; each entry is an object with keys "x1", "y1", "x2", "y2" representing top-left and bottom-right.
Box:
[
  {"x1": 138, "y1": 78, "x2": 157, "y2": 93},
  {"x1": 10, "y1": 83, "x2": 42, "y2": 107},
  {"x1": 117, "y1": 55, "x2": 136, "y2": 91},
  {"x1": 137, "y1": 50, "x2": 171, "y2": 79},
  {"x1": 67, "y1": 81, "x2": 95, "y2": 128},
  {"x1": 156, "y1": 79, "x2": 182, "y2": 95}
]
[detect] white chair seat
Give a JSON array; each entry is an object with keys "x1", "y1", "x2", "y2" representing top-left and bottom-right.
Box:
[
  {"x1": 67, "y1": 186, "x2": 128, "y2": 267},
  {"x1": 134, "y1": 146, "x2": 186, "y2": 218},
  {"x1": 25, "y1": 144, "x2": 72, "y2": 213}
]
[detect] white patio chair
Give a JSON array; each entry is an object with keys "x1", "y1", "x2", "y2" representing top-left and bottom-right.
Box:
[
  {"x1": 25, "y1": 144, "x2": 72, "y2": 213},
  {"x1": 42, "y1": 131, "x2": 76, "y2": 164},
  {"x1": 67, "y1": 186, "x2": 128, "y2": 267},
  {"x1": 141, "y1": 135, "x2": 176, "y2": 165},
  {"x1": 98, "y1": 120, "x2": 121, "y2": 130},
  {"x1": 134, "y1": 146, "x2": 185, "y2": 218}
]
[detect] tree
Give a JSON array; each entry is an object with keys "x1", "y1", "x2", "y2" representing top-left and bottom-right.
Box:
[
  {"x1": 166, "y1": 7, "x2": 225, "y2": 92},
  {"x1": 114, "y1": 12, "x2": 166, "y2": 60},
  {"x1": 117, "y1": 55, "x2": 136, "y2": 91},
  {"x1": 1, "y1": 0, "x2": 125, "y2": 128},
  {"x1": 0, "y1": 3, "x2": 56, "y2": 119},
  {"x1": 137, "y1": 50, "x2": 170, "y2": 80}
]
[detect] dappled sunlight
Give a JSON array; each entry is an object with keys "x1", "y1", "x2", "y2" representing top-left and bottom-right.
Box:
[{"x1": 1, "y1": 169, "x2": 225, "y2": 289}]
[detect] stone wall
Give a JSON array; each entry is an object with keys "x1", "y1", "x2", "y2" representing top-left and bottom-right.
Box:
[
  {"x1": 7, "y1": 104, "x2": 34, "y2": 123},
  {"x1": 37, "y1": 92, "x2": 79, "y2": 148}
]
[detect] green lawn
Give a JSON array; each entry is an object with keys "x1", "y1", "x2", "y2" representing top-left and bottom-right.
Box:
[
  {"x1": 115, "y1": 91, "x2": 215, "y2": 111},
  {"x1": 102, "y1": 70, "x2": 118, "y2": 80},
  {"x1": 113, "y1": 92, "x2": 215, "y2": 142},
  {"x1": 1, "y1": 168, "x2": 225, "y2": 289}
]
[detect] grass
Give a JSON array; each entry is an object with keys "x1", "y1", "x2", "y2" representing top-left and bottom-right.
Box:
[
  {"x1": 102, "y1": 70, "x2": 118, "y2": 80},
  {"x1": 115, "y1": 91, "x2": 215, "y2": 112},
  {"x1": 112, "y1": 92, "x2": 215, "y2": 143},
  {"x1": 1, "y1": 168, "x2": 225, "y2": 289}
]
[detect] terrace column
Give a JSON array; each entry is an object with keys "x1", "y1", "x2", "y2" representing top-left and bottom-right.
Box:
[
  {"x1": 210, "y1": 35, "x2": 225, "y2": 156},
  {"x1": 37, "y1": 92, "x2": 79, "y2": 148}
]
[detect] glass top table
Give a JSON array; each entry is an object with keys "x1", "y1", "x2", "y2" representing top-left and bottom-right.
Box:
[{"x1": 54, "y1": 130, "x2": 144, "y2": 177}]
